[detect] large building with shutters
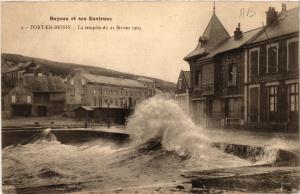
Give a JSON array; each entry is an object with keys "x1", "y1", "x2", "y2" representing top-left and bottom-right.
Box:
[
  {"x1": 184, "y1": 7, "x2": 262, "y2": 128},
  {"x1": 185, "y1": 4, "x2": 299, "y2": 132},
  {"x1": 244, "y1": 6, "x2": 299, "y2": 132},
  {"x1": 65, "y1": 70, "x2": 149, "y2": 112}
]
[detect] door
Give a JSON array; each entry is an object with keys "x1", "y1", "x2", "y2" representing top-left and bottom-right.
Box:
[{"x1": 249, "y1": 87, "x2": 259, "y2": 122}]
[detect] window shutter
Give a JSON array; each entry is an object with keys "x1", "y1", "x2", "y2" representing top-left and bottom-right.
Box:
[{"x1": 250, "y1": 51, "x2": 258, "y2": 76}]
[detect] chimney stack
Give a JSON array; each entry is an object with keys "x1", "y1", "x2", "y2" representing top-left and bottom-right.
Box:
[
  {"x1": 266, "y1": 7, "x2": 278, "y2": 26},
  {"x1": 234, "y1": 23, "x2": 243, "y2": 40},
  {"x1": 281, "y1": 3, "x2": 286, "y2": 13}
]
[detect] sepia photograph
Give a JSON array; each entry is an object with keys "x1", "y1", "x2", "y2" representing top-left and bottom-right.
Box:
[{"x1": 1, "y1": 1, "x2": 299, "y2": 193}]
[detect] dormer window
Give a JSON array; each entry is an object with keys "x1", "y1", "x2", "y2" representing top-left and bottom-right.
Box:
[{"x1": 199, "y1": 36, "x2": 208, "y2": 47}]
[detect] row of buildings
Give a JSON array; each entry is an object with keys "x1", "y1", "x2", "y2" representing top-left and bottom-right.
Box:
[
  {"x1": 175, "y1": 4, "x2": 299, "y2": 132},
  {"x1": 1, "y1": 61, "x2": 156, "y2": 124}
]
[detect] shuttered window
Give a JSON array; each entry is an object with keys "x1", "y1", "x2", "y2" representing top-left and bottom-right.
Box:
[
  {"x1": 202, "y1": 64, "x2": 213, "y2": 84},
  {"x1": 250, "y1": 49, "x2": 259, "y2": 76},
  {"x1": 228, "y1": 64, "x2": 237, "y2": 86},
  {"x1": 288, "y1": 40, "x2": 299, "y2": 71},
  {"x1": 267, "y1": 44, "x2": 278, "y2": 73}
]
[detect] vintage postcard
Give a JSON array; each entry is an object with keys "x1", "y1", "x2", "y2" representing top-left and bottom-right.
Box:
[{"x1": 1, "y1": 1, "x2": 299, "y2": 193}]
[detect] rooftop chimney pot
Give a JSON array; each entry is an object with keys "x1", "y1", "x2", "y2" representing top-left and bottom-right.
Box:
[
  {"x1": 266, "y1": 7, "x2": 278, "y2": 26},
  {"x1": 234, "y1": 23, "x2": 243, "y2": 40}
]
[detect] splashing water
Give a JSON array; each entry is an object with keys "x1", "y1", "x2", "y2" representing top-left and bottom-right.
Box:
[
  {"x1": 127, "y1": 96, "x2": 210, "y2": 156},
  {"x1": 2, "y1": 96, "x2": 286, "y2": 193}
]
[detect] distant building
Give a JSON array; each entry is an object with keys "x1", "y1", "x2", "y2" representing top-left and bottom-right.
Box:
[
  {"x1": 65, "y1": 71, "x2": 148, "y2": 112},
  {"x1": 137, "y1": 77, "x2": 156, "y2": 98},
  {"x1": 184, "y1": 7, "x2": 262, "y2": 128},
  {"x1": 174, "y1": 70, "x2": 190, "y2": 114},
  {"x1": 3, "y1": 75, "x2": 65, "y2": 117},
  {"x1": 244, "y1": 6, "x2": 299, "y2": 131}
]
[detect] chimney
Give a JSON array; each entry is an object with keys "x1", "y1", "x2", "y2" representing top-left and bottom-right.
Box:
[
  {"x1": 234, "y1": 23, "x2": 243, "y2": 40},
  {"x1": 266, "y1": 7, "x2": 278, "y2": 26},
  {"x1": 281, "y1": 3, "x2": 286, "y2": 13}
]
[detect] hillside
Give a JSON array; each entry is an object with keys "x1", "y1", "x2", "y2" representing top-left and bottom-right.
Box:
[{"x1": 1, "y1": 53, "x2": 175, "y2": 92}]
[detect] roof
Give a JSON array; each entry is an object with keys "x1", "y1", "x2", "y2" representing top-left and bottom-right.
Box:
[
  {"x1": 5, "y1": 61, "x2": 35, "y2": 73},
  {"x1": 182, "y1": 71, "x2": 191, "y2": 89},
  {"x1": 184, "y1": 12, "x2": 231, "y2": 60},
  {"x1": 251, "y1": 7, "x2": 299, "y2": 44},
  {"x1": 137, "y1": 77, "x2": 154, "y2": 83},
  {"x1": 205, "y1": 27, "x2": 263, "y2": 58},
  {"x1": 23, "y1": 75, "x2": 65, "y2": 92},
  {"x1": 80, "y1": 73, "x2": 146, "y2": 88}
]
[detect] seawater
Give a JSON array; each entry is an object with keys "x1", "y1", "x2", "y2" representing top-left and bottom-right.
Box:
[{"x1": 2, "y1": 96, "x2": 279, "y2": 192}]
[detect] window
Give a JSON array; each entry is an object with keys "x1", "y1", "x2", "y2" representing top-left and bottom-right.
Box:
[
  {"x1": 287, "y1": 38, "x2": 299, "y2": 71},
  {"x1": 11, "y1": 95, "x2": 16, "y2": 103},
  {"x1": 195, "y1": 70, "x2": 201, "y2": 87},
  {"x1": 250, "y1": 48, "x2": 259, "y2": 76},
  {"x1": 289, "y1": 83, "x2": 299, "y2": 112},
  {"x1": 228, "y1": 64, "x2": 237, "y2": 86},
  {"x1": 70, "y1": 78, "x2": 74, "y2": 85},
  {"x1": 27, "y1": 96, "x2": 31, "y2": 103},
  {"x1": 202, "y1": 64, "x2": 214, "y2": 85},
  {"x1": 268, "y1": 86, "x2": 277, "y2": 112},
  {"x1": 267, "y1": 43, "x2": 279, "y2": 73},
  {"x1": 93, "y1": 89, "x2": 96, "y2": 95},
  {"x1": 81, "y1": 79, "x2": 85, "y2": 85},
  {"x1": 178, "y1": 78, "x2": 182, "y2": 89}
]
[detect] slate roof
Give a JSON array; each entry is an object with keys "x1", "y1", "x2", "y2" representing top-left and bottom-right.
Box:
[
  {"x1": 81, "y1": 73, "x2": 146, "y2": 88},
  {"x1": 23, "y1": 75, "x2": 65, "y2": 92},
  {"x1": 205, "y1": 27, "x2": 263, "y2": 58},
  {"x1": 184, "y1": 12, "x2": 231, "y2": 60},
  {"x1": 182, "y1": 71, "x2": 191, "y2": 89},
  {"x1": 251, "y1": 7, "x2": 299, "y2": 44}
]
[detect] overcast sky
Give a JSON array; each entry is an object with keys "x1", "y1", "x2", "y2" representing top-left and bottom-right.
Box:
[{"x1": 2, "y1": 1, "x2": 298, "y2": 82}]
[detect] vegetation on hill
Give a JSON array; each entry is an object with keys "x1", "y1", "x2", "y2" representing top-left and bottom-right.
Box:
[{"x1": 2, "y1": 53, "x2": 175, "y2": 92}]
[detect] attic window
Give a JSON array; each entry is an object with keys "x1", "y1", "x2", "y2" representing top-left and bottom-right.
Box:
[{"x1": 199, "y1": 36, "x2": 208, "y2": 47}]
